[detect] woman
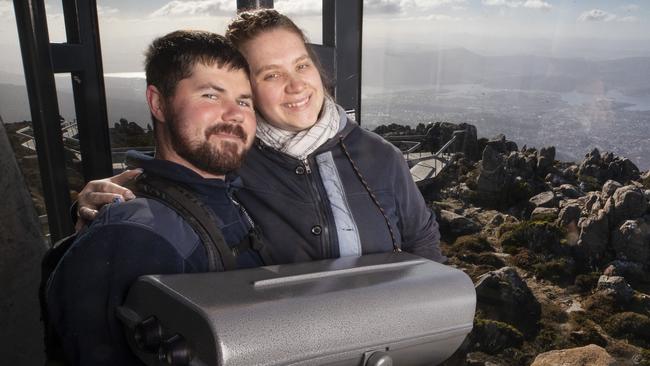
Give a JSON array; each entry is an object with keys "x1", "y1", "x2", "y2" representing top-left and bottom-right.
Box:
[{"x1": 77, "y1": 9, "x2": 443, "y2": 264}]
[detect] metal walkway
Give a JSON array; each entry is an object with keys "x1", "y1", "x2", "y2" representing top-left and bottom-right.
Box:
[{"x1": 391, "y1": 130, "x2": 464, "y2": 186}]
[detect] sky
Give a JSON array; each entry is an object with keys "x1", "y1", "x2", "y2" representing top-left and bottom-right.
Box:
[{"x1": 1, "y1": 0, "x2": 649, "y2": 76}]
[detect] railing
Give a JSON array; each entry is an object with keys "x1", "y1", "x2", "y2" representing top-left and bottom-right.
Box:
[{"x1": 385, "y1": 129, "x2": 465, "y2": 184}]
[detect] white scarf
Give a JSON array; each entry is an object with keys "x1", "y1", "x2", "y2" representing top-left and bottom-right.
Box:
[{"x1": 255, "y1": 97, "x2": 340, "y2": 161}]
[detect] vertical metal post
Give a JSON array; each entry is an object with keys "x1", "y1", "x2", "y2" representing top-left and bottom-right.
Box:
[
  {"x1": 14, "y1": 0, "x2": 113, "y2": 241},
  {"x1": 59, "y1": 0, "x2": 113, "y2": 181},
  {"x1": 318, "y1": 0, "x2": 363, "y2": 123},
  {"x1": 13, "y1": 0, "x2": 73, "y2": 241},
  {"x1": 237, "y1": 0, "x2": 273, "y2": 12}
]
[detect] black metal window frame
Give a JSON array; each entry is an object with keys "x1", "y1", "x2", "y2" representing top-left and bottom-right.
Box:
[{"x1": 14, "y1": 0, "x2": 362, "y2": 242}]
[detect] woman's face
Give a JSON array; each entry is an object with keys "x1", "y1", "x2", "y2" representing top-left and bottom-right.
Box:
[{"x1": 240, "y1": 28, "x2": 325, "y2": 132}]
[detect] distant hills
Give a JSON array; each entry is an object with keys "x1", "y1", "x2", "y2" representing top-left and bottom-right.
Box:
[
  {"x1": 0, "y1": 75, "x2": 149, "y2": 126},
  {"x1": 363, "y1": 47, "x2": 650, "y2": 97}
]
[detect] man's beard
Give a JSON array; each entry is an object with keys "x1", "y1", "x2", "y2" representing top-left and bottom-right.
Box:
[{"x1": 165, "y1": 110, "x2": 249, "y2": 176}]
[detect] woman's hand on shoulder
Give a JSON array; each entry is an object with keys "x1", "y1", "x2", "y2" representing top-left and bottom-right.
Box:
[{"x1": 75, "y1": 169, "x2": 142, "y2": 231}]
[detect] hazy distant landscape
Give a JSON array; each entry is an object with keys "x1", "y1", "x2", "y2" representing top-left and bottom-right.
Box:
[
  {"x1": 361, "y1": 48, "x2": 650, "y2": 170},
  {"x1": 2, "y1": 48, "x2": 649, "y2": 169}
]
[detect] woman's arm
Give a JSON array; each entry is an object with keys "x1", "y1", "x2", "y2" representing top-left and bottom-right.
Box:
[{"x1": 74, "y1": 169, "x2": 141, "y2": 230}]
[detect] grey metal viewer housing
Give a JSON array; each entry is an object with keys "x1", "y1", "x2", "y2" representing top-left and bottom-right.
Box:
[{"x1": 117, "y1": 253, "x2": 476, "y2": 366}]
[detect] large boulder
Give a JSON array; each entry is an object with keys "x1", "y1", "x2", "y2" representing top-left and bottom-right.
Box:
[
  {"x1": 601, "y1": 180, "x2": 622, "y2": 199},
  {"x1": 557, "y1": 204, "x2": 582, "y2": 228},
  {"x1": 577, "y1": 210, "x2": 609, "y2": 260},
  {"x1": 578, "y1": 148, "x2": 641, "y2": 189},
  {"x1": 611, "y1": 217, "x2": 650, "y2": 264},
  {"x1": 529, "y1": 344, "x2": 616, "y2": 366},
  {"x1": 529, "y1": 191, "x2": 558, "y2": 208},
  {"x1": 555, "y1": 184, "x2": 583, "y2": 199},
  {"x1": 424, "y1": 122, "x2": 480, "y2": 161},
  {"x1": 438, "y1": 210, "x2": 481, "y2": 236},
  {"x1": 604, "y1": 185, "x2": 648, "y2": 227},
  {"x1": 596, "y1": 275, "x2": 634, "y2": 302},
  {"x1": 476, "y1": 145, "x2": 506, "y2": 194},
  {"x1": 536, "y1": 146, "x2": 555, "y2": 173},
  {"x1": 474, "y1": 267, "x2": 541, "y2": 336}
]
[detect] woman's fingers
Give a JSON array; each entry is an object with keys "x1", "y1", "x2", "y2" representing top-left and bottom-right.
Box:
[
  {"x1": 74, "y1": 169, "x2": 143, "y2": 232},
  {"x1": 110, "y1": 169, "x2": 143, "y2": 188}
]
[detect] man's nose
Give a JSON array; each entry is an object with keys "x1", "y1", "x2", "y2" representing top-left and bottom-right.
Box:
[{"x1": 222, "y1": 100, "x2": 244, "y2": 123}]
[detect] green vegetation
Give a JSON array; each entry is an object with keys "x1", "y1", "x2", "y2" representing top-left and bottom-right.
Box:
[{"x1": 604, "y1": 312, "x2": 650, "y2": 348}]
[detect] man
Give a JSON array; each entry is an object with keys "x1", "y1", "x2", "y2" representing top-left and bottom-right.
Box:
[{"x1": 47, "y1": 30, "x2": 262, "y2": 365}]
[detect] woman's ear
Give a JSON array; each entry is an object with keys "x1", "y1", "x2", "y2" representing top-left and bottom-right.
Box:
[{"x1": 146, "y1": 85, "x2": 166, "y2": 123}]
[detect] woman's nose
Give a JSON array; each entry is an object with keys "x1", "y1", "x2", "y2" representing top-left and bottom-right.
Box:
[{"x1": 285, "y1": 74, "x2": 306, "y2": 94}]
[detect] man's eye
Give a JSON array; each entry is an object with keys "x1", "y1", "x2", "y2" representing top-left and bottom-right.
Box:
[
  {"x1": 238, "y1": 100, "x2": 252, "y2": 108},
  {"x1": 263, "y1": 73, "x2": 279, "y2": 81}
]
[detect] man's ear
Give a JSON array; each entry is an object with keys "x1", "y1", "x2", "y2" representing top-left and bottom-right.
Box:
[{"x1": 146, "y1": 85, "x2": 166, "y2": 123}]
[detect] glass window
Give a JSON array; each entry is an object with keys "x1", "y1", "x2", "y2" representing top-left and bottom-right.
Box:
[{"x1": 361, "y1": 0, "x2": 650, "y2": 170}]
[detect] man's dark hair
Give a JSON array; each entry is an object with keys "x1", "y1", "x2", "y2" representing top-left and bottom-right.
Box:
[
  {"x1": 145, "y1": 30, "x2": 249, "y2": 99},
  {"x1": 226, "y1": 9, "x2": 331, "y2": 92}
]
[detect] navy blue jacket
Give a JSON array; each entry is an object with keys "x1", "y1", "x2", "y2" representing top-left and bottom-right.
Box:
[
  {"x1": 237, "y1": 109, "x2": 444, "y2": 264},
  {"x1": 47, "y1": 152, "x2": 263, "y2": 366}
]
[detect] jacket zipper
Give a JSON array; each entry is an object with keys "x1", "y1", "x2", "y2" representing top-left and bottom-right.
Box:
[{"x1": 301, "y1": 157, "x2": 331, "y2": 258}]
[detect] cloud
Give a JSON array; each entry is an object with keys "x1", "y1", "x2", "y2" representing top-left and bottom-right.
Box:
[
  {"x1": 0, "y1": 0, "x2": 13, "y2": 20},
  {"x1": 482, "y1": 0, "x2": 552, "y2": 11},
  {"x1": 363, "y1": 0, "x2": 468, "y2": 15},
  {"x1": 577, "y1": 9, "x2": 637, "y2": 23},
  {"x1": 364, "y1": 0, "x2": 404, "y2": 15},
  {"x1": 523, "y1": 0, "x2": 551, "y2": 10},
  {"x1": 275, "y1": 0, "x2": 321, "y2": 15},
  {"x1": 617, "y1": 16, "x2": 639, "y2": 23},
  {"x1": 149, "y1": 0, "x2": 235, "y2": 18},
  {"x1": 620, "y1": 4, "x2": 639, "y2": 13},
  {"x1": 97, "y1": 4, "x2": 119, "y2": 17}
]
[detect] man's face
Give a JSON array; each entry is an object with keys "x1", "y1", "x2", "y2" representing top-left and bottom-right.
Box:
[{"x1": 162, "y1": 62, "x2": 256, "y2": 176}]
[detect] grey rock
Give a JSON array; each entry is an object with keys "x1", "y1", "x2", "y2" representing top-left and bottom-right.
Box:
[
  {"x1": 537, "y1": 146, "x2": 555, "y2": 172},
  {"x1": 555, "y1": 184, "x2": 583, "y2": 199},
  {"x1": 611, "y1": 217, "x2": 650, "y2": 265},
  {"x1": 557, "y1": 204, "x2": 582, "y2": 227},
  {"x1": 439, "y1": 209, "x2": 481, "y2": 236},
  {"x1": 529, "y1": 191, "x2": 558, "y2": 208},
  {"x1": 477, "y1": 145, "x2": 506, "y2": 194},
  {"x1": 577, "y1": 209, "x2": 609, "y2": 259},
  {"x1": 531, "y1": 207, "x2": 559, "y2": 221},
  {"x1": 596, "y1": 275, "x2": 634, "y2": 302},
  {"x1": 475, "y1": 267, "x2": 541, "y2": 335},
  {"x1": 602, "y1": 180, "x2": 622, "y2": 198},
  {"x1": 604, "y1": 185, "x2": 648, "y2": 227}
]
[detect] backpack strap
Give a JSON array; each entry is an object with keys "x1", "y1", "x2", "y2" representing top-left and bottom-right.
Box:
[{"x1": 128, "y1": 173, "x2": 238, "y2": 272}]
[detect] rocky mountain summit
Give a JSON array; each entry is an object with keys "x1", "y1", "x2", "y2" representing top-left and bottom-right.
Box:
[{"x1": 379, "y1": 122, "x2": 650, "y2": 365}]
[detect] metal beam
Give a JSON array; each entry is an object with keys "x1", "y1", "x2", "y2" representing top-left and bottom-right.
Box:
[
  {"x1": 237, "y1": 0, "x2": 273, "y2": 12},
  {"x1": 61, "y1": 0, "x2": 113, "y2": 181},
  {"x1": 13, "y1": 0, "x2": 73, "y2": 241},
  {"x1": 315, "y1": 0, "x2": 363, "y2": 123}
]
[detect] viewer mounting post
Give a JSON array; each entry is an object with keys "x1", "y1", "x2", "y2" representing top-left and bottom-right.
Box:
[{"x1": 13, "y1": 0, "x2": 112, "y2": 241}]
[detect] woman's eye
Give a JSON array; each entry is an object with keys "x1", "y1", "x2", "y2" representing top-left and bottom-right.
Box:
[
  {"x1": 203, "y1": 94, "x2": 218, "y2": 100},
  {"x1": 297, "y1": 63, "x2": 310, "y2": 70}
]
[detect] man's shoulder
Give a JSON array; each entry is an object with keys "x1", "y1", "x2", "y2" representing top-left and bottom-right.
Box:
[{"x1": 83, "y1": 197, "x2": 201, "y2": 258}]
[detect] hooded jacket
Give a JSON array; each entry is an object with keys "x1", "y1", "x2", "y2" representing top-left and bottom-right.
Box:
[{"x1": 237, "y1": 109, "x2": 444, "y2": 264}]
